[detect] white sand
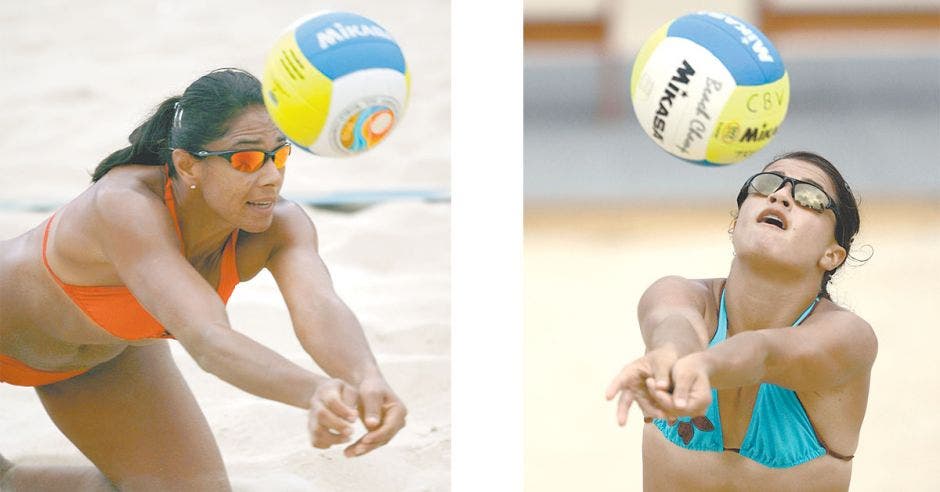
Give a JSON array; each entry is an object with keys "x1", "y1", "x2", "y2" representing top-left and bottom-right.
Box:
[
  {"x1": 525, "y1": 201, "x2": 940, "y2": 491},
  {"x1": 0, "y1": 1, "x2": 450, "y2": 490}
]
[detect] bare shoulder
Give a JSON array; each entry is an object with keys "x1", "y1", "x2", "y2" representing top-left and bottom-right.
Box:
[
  {"x1": 641, "y1": 276, "x2": 719, "y2": 311},
  {"x1": 251, "y1": 199, "x2": 321, "y2": 261},
  {"x1": 638, "y1": 276, "x2": 725, "y2": 342},
  {"x1": 803, "y1": 300, "x2": 878, "y2": 367},
  {"x1": 90, "y1": 166, "x2": 168, "y2": 218},
  {"x1": 94, "y1": 165, "x2": 166, "y2": 194},
  {"x1": 53, "y1": 166, "x2": 168, "y2": 257}
]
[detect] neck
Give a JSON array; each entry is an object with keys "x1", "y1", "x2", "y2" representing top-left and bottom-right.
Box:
[
  {"x1": 724, "y1": 258, "x2": 822, "y2": 334},
  {"x1": 170, "y1": 180, "x2": 236, "y2": 264}
]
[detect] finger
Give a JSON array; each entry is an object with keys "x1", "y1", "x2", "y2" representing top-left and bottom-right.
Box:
[
  {"x1": 672, "y1": 370, "x2": 696, "y2": 410},
  {"x1": 317, "y1": 381, "x2": 355, "y2": 421},
  {"x1": 343, "y1": 425, "x2": 398, "y2": 458},
  {"x1": 311, "y1": 427, "x2": 352, "y2": 449},
  {"x1": 617, "y1": 389, "x2": 634, "y2": 426},
  {"x1": 311, "y1": 404, "x2": 354, "y2": 436},
  {"x1": 344, "y1": 403, "x2": 407, "y2": 457},
  {"x1": 324, "y1": 384, "x2": 358, "y2": 423},
  {"x1": 362, "y1": 402, "x2": 406, "y2": 445},
  {"x1": 645, "y1": 377, "x2": 678, "y2": 413},
  {"x1": 648, "y1": 357, "x2": 673, "y2": 391},
  {"x1": 606, "y1": 362, "x2": 651, "y2": 400},
  {"x1": 633, "y1": 388, "x2": 666, "y2": 420},
  {"x1": 360, "y1": 389, "x2": 384, "y2": 430},
  {"x1": 344, "y1": 435, "x2": 377, "y2": 458},
  {"x1": 605, "y1": 370, "x2": 631, "y2": 400},
  {"x1": 684, "y1": 377, "x2": 713, "y2": 415}
]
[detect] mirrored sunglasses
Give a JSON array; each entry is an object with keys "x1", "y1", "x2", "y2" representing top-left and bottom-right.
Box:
[{"x1": 193, "y1": 142, "x2": 291, "y2": 173}]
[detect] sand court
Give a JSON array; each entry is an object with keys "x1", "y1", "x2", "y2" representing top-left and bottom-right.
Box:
[
  {"x1": 1, "y1": 0, "x2": 450, "y2": 490},
  {"x1": 0, "y1": 201, "x2": 451, "y2": 491}
]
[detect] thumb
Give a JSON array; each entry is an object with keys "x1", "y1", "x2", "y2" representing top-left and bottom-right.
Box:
[
  {"x1": 649, "y1": 355, "x2": 673, "y2": 392},
  {"x1": 671, "y1": 367, "x2": 696, "y2": 411},
  {"x1": 361, "y1": 388, "x2": 384, "y2": 430}
]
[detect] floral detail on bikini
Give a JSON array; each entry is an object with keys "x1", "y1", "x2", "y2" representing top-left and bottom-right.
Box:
[{"x1": 672, "y1": 416, "x2": 716, "y2": 445}]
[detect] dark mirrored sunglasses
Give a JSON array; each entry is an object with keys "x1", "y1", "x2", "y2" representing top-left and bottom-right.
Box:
[{"x1": 745, "y1": 172, "x2": 834, "y2": 212}]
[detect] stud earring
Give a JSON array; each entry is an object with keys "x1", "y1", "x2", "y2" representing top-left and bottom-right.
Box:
[{"x1": 190, "y1": 184, "x2": 197, "y2": 190}]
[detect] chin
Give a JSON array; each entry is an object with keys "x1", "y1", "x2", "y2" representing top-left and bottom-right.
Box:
[
  {"x1": 735, "y1": 247, "x2": 807, "y2": 274},
  {"x1": 240, "y1": 220, "x2": 274, "y2": 234}
]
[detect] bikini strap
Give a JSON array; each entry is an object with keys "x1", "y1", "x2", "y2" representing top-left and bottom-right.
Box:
[
  {"x1": 162, "y1": 165, "x2": 240, "y2": 299},
  {"x1": 713, "y1": 288, "x2": 729, "y2": 346},
  {"x1": 41, "y1": 214, "x2": 68, "y2": 288},
  {"x1": 217, "y1": 229, "x2": 240, "y2": 301},
  {"x1": 793, "y1": 296, "x2": 820, "y2": 326}
]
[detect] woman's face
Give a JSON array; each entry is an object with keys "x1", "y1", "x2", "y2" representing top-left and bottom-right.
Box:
[
  {"x1": 732, "y1": 158, "x2": 845, "y2": 274},
  {"x1": 196, "y1": 105, "x2": 287, "y2": 233}
]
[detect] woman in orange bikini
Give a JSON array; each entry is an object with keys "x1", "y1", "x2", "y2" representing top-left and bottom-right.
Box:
[
  {"x1": 606, "y1": 152, "x2": 877, "y2": 490},
  {"x1": 0, "y1": 68, "x2": 405, "y2": 490}
]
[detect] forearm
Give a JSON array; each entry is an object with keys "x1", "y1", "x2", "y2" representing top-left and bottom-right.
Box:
[
  {"x1": 700, "y1": 331, "x2": 768, "y2": 389},
  {"x1": 294, "y1": 298, "x2": 382, "y2": 385},
  {"x1": 186, "y1": 326, "x2": 328, "y2": 409},
  {"x1": 644, "y1": 314, "x2": 708, "y2": 358}
]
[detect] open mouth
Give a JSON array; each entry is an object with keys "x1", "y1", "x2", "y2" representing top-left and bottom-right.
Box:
[
  {"x1": 246, "y1": 200, "x2": 274, "y2": 209},
  {"x1": 757, "y1": 210, "x2": 787, "y2": 230}
]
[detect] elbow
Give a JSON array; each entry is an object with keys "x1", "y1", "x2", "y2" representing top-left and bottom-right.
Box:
[
  {"x1": 188, "y1": 337, "x2": 217, "y2": 374},
  {"x1": 177, "y1": 324, "x2": 226, "y2": 374}
]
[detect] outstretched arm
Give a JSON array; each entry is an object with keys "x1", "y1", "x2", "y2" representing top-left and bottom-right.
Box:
[
  {"x1": 638, "y1": 276, "x2": 713, "y2": 358},
  {"x1": 668, "y1": 308, "x2": 877, "y2": 415},
  {"x1": 94, "y1": 186, "x2": 327, "y2": 409},
  {"x1": 606, "y1": 276, "x2": 714, "y2": 424},
  {"x1": 265, "y1": 201, "x2": 406, "y2": 457}
]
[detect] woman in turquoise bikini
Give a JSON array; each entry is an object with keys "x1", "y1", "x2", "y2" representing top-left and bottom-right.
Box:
[{"x1": 606, "y1": 152, "x2": 877, "y2": 490}]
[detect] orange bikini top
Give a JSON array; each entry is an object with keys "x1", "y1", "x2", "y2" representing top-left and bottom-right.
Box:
[{"x1": 41, "y1": 169, "x2": 240, "y2": 340}]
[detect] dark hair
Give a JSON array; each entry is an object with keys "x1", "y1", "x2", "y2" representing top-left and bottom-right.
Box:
[
  {"x1": 736, "y1": 151, "x2": 861, "y2": 299},
  {"x1": 92, "y1": 68, "x2": 264, "y2": 182}
]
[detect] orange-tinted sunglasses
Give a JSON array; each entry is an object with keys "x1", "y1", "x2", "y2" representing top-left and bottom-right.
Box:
[{"x1": 193, "y1": 142, "x2": 291, "y2": 173}]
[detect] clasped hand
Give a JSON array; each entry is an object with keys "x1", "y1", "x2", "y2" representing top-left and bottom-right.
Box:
[
  {"x1": 308, "y1": 377, "x2": 407, "y2": 457},
  {"x1": 605, "y1": 347, "x2": 713, "y2": 425}
]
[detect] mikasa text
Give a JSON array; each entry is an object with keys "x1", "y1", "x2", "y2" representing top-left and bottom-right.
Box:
[
  {"x1": 316, "y1": 22, "x2": 393, "y2": 49},
  {"x1": 652, "y1": 60, "x2": 696, "y2": 141}
]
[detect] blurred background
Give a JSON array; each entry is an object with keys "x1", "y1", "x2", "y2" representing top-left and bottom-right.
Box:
[{"x1": 524, "y1": 1, "x2": 939, "y2": 490}]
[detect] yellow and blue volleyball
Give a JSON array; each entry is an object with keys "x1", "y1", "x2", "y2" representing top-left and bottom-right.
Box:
[
  {"x1": 630, "y1": 12, "x2": 788, "y2": 166},
  {"x1": 262, "y1": 11, "x2": 409, "y2": 157}
]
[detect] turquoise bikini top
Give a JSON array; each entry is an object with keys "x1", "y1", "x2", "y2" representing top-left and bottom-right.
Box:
[{"x1": 650, "y1": 289, "x2": 852, "y2": 468}]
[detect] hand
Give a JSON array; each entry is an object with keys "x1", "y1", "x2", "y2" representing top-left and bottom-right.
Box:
[
  {"x1": 636, "y1": 352, "x2": 714, "y2": 420},
  {"x1": 605, "y1": 346, "x2": 680, "y2": 426},
  {"x1": 668, "y1": 352, "x2": 713, "y2": 417},
  {"x1": 308, "y1": 378, "x2": 359, "y2": 450},
  {"x1": 344, "y1": 376, "x2": 407, "y2": 458}
]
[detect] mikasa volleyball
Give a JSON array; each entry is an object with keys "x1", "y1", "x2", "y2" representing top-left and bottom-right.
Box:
[
  {"x1": 630, "y1": 12, "x2": 788, "y2": 165},
  {"x1": 262, "y1": 11, "x2": 409, "y2": 157}
]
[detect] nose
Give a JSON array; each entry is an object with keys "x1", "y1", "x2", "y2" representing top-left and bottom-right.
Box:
[
  {"x1": 768, "y1": 182, "x2": 792, "y2": 208},
  {"x1": 256, "y1": 155, "x2": 283, "y2": 186}
]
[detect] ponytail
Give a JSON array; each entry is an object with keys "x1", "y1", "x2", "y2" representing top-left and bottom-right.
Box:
[
  {"x1": 92, "y1": 96, "x2": 180, "y2": 182},
  {"x1": 91, "y1": 68, "x2": 263, "y2": 183}
]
